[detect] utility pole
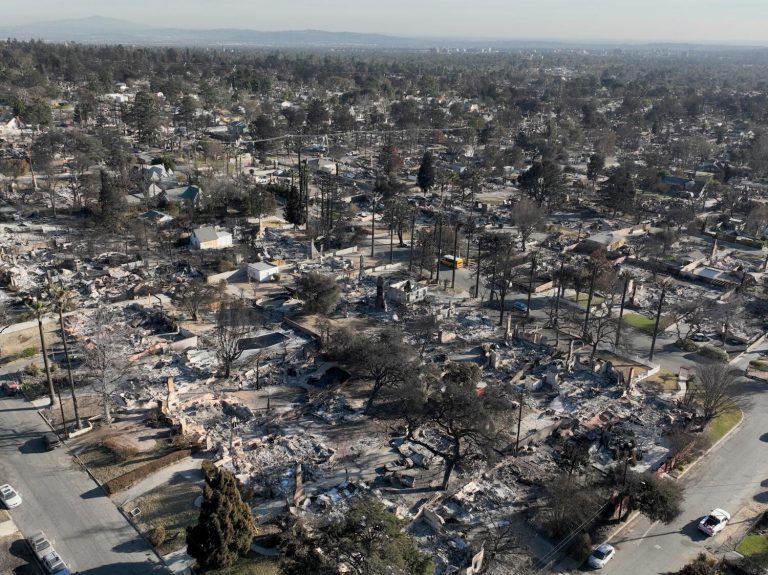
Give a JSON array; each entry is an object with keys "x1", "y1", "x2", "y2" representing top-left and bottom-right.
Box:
[
  {"x1": 451, "y1": 219, "x2": 460, "y2": 289},
  {"x1": 615, "y1": 273, "x2": 631, "y2": 347},
  {"x1": 474, "y1": 235, "x2": 483, "y2": 299},
  {"x1": 526, "y1": 253, "x2": 537, "y2": 319},
  {"x1": 515, "y1": 389, "x2": 524, "y2": 456},
  {"x1": 408, "y1": 210, "x2": 416, "y2": 272},
  {"x1": 582, "y1": 262, "x2": 599, "y2": 338},
  {"x1": 648, "y1": 281, "x2": 668, "y2": 362},
  {"x1": 435, "y1": 212, "x2": 444, "y2": 284},
  {"x1": 553, "y1": 255, "x2": 566, "y2": 348}
]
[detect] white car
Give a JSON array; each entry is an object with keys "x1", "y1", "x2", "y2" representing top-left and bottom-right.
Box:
[
  {"x1": 588, "y1": 543, "x2": 616, "y2": 569},
  {"x1": 699, "y1": 508, "x2": 730, "y2": 536},
  {"x1": 0, "y1": 484, "x2": 21, "y2": 508}
]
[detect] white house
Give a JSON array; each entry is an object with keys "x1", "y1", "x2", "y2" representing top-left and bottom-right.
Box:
[
  {"x1": 247, "y1": 261, "x2": 280, "y2": 282},
  {"x1": 386, "y1": 279, "x2": 429, "y2": 305},
  {"x1": 0, "y1": 117, "x2": 26, "y2": 136},
  {"x1": 145, "y1": 164, "x2": 173, "y2": 182},
  {"x1": 190, "y1": 226, "x2": 233, "y2": 250}
]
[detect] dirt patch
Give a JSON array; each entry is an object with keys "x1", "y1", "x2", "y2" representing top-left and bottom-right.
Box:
[
  {"x1": 77, "y1": 435, "x2": 174, "y2": 484},
  {"x1": 0, "y1": 531, "x2": 41, "y2": 575},
  {"x1": 124, "y1": 474, "x2": 203, "y2": 555}
]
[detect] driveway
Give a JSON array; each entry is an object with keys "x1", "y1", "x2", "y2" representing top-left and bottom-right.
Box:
[{"x1": 0, "y1": 392, "x2": 169, "y2": 575}]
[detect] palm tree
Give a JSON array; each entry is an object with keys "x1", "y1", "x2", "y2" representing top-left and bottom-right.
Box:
[
  {"x1": 49, "y1": 285, "x2": 82, "y2": 430},
  {"x1": 25, "y1": 297, "x2": 54, "y2": 404}
]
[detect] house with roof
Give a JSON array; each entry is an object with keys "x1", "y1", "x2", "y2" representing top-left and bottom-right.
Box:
[
  {"x1": 0, "y1": 117, "x2": 26, "y2": 136},
  {"x1": 139, "y1": 210, "x2": 174, "y2": 226},
  {"x1": 145, "y1": 164, "x2": 173, "y2": 182},
  {"x1": 247, "y1": 261, "x2": 280, "y2": 282},
  {"x1": 162, "y1": 185, "x2": 203, "y2": 208},
  {"x1": 190, "y1": 226, "x2": 233, "y2": 250}
]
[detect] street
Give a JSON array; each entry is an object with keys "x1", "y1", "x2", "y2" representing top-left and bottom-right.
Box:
[
  {"x1": 0, "y1": 392, "x2": 168, "y2": 575},
  {"x1": 601, "y1": 379, "x2": 768, "y2": 573}
]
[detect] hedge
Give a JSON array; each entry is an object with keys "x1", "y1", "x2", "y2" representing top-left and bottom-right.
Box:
[
  {"x1": 698, "y1": 345, "x2": 729, "y2": 363},
  {"x1": 102, "y1": 449, "x2": 191, "y2": 495}
]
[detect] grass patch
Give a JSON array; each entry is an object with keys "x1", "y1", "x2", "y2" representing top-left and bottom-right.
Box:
[
  {"x1": 621, "y1": 312, "x2": 673, "y2": 335},
  {"x1": 131, "y1": 478, "x2": 203, "y2": 555},
  {"x1": 639, "y1": 369, "x2": 679, "y2": 394},
  {"x1": 749, "y1": 359, "x2": 768, "y2": 371},
  {"x1": 707, "y1": 408, "x2": 742, "y2": 444},
  {"x1": 568, "y1": 293, "x2": 605, "y2": 306},
  {"x1": 737, "y1": 533, "x2": 768, "y2": 557},
  {"x1": 78, "y1": 442, "x2": 168, "y2": 484}
]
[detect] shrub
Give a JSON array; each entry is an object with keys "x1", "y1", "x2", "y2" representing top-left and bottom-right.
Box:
[
  {"x1": 698, "y1": 345, "x2": 729, "y2": 363},
  {"x1": 103, "y1": 449, "x2": 191, "y2": 495},
  {"x1": 24, "y1": 364, "x2": 42, "y2": 377},
  {"x1": 103, "y1": 437, "x2": 140, "y2": 462},
  {"x1": 148, "y1": 526, "x2": 167, "y2": 548},
  {"x1": 675, "y1": 338, "x2": 699, "y2": 352},
  {"x1": 18, "y1": 347, "x2": 39, "y2": 359}
]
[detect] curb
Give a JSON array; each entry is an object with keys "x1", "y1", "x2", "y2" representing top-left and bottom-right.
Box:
[
  {"x1": 604, "y1": 511, "x2": 642, "y2": 544},
  {"x1": 676, "y1": 408, "x2": 744, "y2": 480}
]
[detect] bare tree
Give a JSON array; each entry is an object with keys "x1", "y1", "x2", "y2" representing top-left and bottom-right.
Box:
[
  {"x1": 84, "y1": 309, "x2": 133, "y2": 424},
  {"x1": 691, "y1": 363, "x2": 741, "y2": 422},
  {"x1": 512, "y1": 198, "x2": 545, "y2": 252},
  {"x1": 214, "y1": 300, "x2": 253, "y2": 378},
  {"x1": 176, "y1": 279, "x2": 216, "y2": 321}
]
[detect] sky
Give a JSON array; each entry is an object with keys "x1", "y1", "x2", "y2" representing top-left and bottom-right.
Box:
[{"x1": 4, "y1": 0, "x2": 768, "y2": 45}]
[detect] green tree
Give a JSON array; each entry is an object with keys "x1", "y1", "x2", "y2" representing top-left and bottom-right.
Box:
[
  {"x1": 98, "y1": 170, "x2": 125, "y2": 227},
  {"x1": 187, "y1": 466, "x2": 257, "y2": 569},
  {"x1": 403, "y1": 362, "x2": 512, "y2": 490},
  {"x1": 600, "y1": 164, "x2": 636, "y2": 216},
  {"x1": 282, "y1": 497, "x2": 433, "y2": 575},
  {"x1": 417, "y1": 151, "x2": 435, "y2": 194},
  {"x1": 284, "y1": 185, "x2": 306, "y2": 228},
  {"x1": 127, "y1": 91, "x2": 160, "y2": 145},
  {"x1": 295, "y1": 272, "x2": 341, "y2": 315},
  {"x1": 518, "y1": 160, "x2": 563, "y2": 208},
  {"x1": 625, "y1": 471, "x2": 684, "y2": 524},
  {"x1": 586, "y1": 153, "x2": 605, "y2": 193}
]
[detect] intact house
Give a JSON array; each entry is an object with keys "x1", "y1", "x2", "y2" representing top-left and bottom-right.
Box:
[
  {"x1": 162, "y1": 185, "x2": 203, "y2": 210},
  {"x1": 139, "y1": 210, "x2": 174, "y2": 226},
  {"x1": 247, "y1": 261, "x2": 280, "y2": 282},
  {"x1": 190, "y1": 226, "x2": 233, "y2": 250}
]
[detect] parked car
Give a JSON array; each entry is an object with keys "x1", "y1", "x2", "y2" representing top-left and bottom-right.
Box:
[
  {"x1": 699, "y1": 508, "x2": 730, "y2": 536},
  {"x1": 0, "y1": 484, "x2": 22, "y2": 508},
  {"x1": 690, "y1": 333, "x2": 709, "y2": 342},
  {"x1": 1, "y1": 381, "x2": 21, "y2": 395},
  {"x1": 588, "y1": 544, "x2": 616, "y2": 569},
  {"x1": 29, "y1": 531, "x2": 54, "y2": 561},
  {"x1": 41, "y1": 550, "x2": 70, "y2": 575},
  {"x1": 42, "y1": 432, "x2": 61, "y2": 451},
  {"x1": 512, "y1": 301, "x2": 529, "y2": 313}
]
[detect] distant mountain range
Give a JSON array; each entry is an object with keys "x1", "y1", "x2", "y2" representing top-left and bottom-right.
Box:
[
  {"x1": 0, "y1": 16, "x2": 448, "y2": 48},
  {"x1": 0, "y1": 16, "x2": 764, "y2": 50}
]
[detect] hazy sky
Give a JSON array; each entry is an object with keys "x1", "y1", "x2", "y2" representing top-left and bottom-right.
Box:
[{"x1": 6, "y1": 0, "x2": 768, "y2": 44}]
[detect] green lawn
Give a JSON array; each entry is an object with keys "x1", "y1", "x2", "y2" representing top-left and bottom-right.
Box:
[
  {"x1": 568, "y1": 293, "x2": 605, "y2": 306},
  {"x1": 708, "y1": 408, "x2": 743, "y2": 444},
  {"x1": 737, "y1": 533, "x2": 768, "y2": 557},
  {"x1": 621, "y1": 313, "x2": 656, "y2": 332}
]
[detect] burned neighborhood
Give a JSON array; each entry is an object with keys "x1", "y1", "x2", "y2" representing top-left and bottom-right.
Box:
[{"x1": 1, "y1": 12, "x2": 768, "y2": 575}]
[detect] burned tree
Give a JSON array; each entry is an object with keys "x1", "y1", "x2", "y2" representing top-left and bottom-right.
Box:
[
  {"x1": 175, "y1": 279, "x2": 216, "y2": 322},
  {"x1": 213, "y1": 301, "x2": 252, "y2": 379},
  {"x1": 84, "y1": 309, "x2": 133, "y2": 425},
  {"x1": 403, "y1": 362, "x2": 512, "y2": 490},
  {"x1": 689, "y1": 363, "x2": 741, "y2": 422}
]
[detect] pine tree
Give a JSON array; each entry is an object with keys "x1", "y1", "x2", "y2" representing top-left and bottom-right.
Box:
[
  {"x1": 98, "y1": 170, "x2": 124, "y2": 226},
  {"x1": 187, "y1": 466, "x2": 257, "y2": 569},
  {"x1": 417, "y1": 151, "x2": 435, "y2": 194},
  {"x1": 284, "y1": 185, "x2": 306, "y2": 228}
]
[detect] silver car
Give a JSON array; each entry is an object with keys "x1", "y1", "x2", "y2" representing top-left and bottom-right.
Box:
[{"x1": 0, "y1": 484, "x2": 21, "y2": 508}]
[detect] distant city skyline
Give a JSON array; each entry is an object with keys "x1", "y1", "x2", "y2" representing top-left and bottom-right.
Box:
[{"x1": 5, "y1": 0, "x2": 768, "y2": 45}]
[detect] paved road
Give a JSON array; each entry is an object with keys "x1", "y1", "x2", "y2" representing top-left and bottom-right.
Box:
[
  {"x1": 597, "y1": 361, "x2": 768, "y2": 574},
  {"x1": 0, "y1": 393, "x2": 168, "y2": 575}
]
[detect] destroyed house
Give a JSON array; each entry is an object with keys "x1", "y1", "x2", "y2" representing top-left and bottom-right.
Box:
[{"x1": 386, "y1": 279, "x2": 428, "y2": 305}]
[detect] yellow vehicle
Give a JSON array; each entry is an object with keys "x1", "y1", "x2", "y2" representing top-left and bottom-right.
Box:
[{"x1": 440, "y1": 255, "x2": 465, "y2": 269}]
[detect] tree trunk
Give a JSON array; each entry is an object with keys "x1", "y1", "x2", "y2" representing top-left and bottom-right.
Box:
[
  {"x1": 441, "y1": 459, "x2": 456, "y2": 491},
  {"x1": 59, "y1": 310, "x2": 82, "y2": 430},
  {"x1": 37, "y1": 318, "x2": 55, "y2": 404},
  {"x1": 102, "y1": 381, "x2": 112, "y2": 425}
]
